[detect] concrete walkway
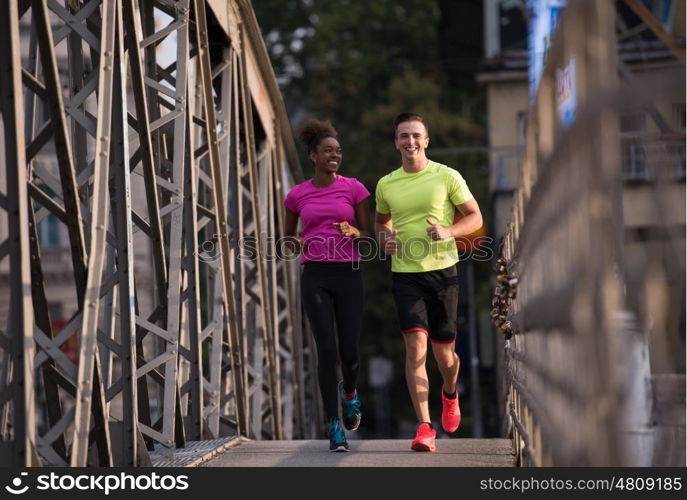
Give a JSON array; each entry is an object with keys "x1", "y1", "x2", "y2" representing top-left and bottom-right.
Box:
[{"x1": 199, "y1": 438, "x2": 515, "y2": 467}]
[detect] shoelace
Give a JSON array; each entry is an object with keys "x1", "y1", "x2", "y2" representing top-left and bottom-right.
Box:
[
  {"x1": 417, "y1": 424, "x2": 433, "y2": 437},
  {"x1": 344, "y1": 397, "x2": 361, "y2": 412},
  {"x1": 329, "y1": 420, "x2": 345, "y2": 442},
  {"x1": 446, "y1": 398, "x2": 458, "y2": 415}
]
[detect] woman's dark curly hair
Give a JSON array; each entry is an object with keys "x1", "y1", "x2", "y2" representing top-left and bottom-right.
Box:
[{"x1": 297, "y1": 118, "x2": 338, "y2": 153}]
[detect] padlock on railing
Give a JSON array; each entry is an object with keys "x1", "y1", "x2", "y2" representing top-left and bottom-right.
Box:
[{"x1": 491, "y1": 256, "x2": 517, "y2": 340}]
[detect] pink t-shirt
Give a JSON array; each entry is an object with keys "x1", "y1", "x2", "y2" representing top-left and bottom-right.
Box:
[{"x1": 284, "y1": 175, "x2": 370, "y2": 263}]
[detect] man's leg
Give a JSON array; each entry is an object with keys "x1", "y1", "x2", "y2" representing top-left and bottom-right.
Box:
[
  {"x1": 425, "y1": 264, "x2": 461, "y2": 433},
  {"x1": 393, "y1": 272, "x2": 437, "y2": 450},
  {"x1": 431, "y1": 341, "x2": 460, "y2": 394},
  {"x1": 432, "y1": 340, "x2": 461, "y2": 433},
  {"x1": 403, "y1": 331, "x2": 431, "y2": 423}
]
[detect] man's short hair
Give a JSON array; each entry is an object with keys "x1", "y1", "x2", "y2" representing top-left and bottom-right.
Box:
[{"x1": 394, "y1": 113, "x2": 428, "y2": 136}]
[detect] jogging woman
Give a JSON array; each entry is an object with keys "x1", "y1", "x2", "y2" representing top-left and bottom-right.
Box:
[{"x1": 284, "y1": 119, "x2": 369, "y2": 451}]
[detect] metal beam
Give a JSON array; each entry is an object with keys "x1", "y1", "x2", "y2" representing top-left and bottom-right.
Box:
[
  {"x1": 0, "y1": 0, "x2": 38, "y2": 467},
  {"x1": 622, "y1": 0, "x2": 685, "y2": 62},
  {"x1": 1, "y1": 0, "x2": 316, "y2": 467}
]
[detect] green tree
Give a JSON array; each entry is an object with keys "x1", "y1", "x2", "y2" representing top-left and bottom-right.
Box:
[{"x1": 253, "y1": 0, "x2": 440, "y2": 121}]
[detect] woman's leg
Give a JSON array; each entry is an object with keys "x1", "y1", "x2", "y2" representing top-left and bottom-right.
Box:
[
  {"x1": 332, "y1": 268, "x2": 364, "y2": 394},
  {"x1": 301, "y1": 266, "x2": 339, "y2": 420}
]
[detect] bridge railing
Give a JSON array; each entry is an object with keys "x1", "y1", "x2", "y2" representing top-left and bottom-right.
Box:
[
  {"x1": 0, "y1": 0, "x2": 319, "y2": 466},
  {"x1": 493, "y1": 0, "x2": 685, "y2": 466}
]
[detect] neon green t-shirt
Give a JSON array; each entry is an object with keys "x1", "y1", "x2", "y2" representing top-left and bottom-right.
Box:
[{"x1": 375, "y1": 160, "x2": 473, "y2": 272}]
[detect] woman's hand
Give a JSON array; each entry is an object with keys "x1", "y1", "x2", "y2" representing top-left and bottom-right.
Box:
[
  {"x1": 282, "y1": 236, "x2": 303, "y2": 256},
  {"x1": 333, "y1": 221, "x2": 360, "y2": 238}
]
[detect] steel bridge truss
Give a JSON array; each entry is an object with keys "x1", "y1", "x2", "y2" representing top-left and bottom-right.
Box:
[
  {"x1": 0, "y1": 0, "x2": 318, "y2": 466},
  {"x1": 495, "y1": 0, "x2": 685, "y2": 466}
]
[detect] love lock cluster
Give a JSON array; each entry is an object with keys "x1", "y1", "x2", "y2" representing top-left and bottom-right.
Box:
[{"x1": 491, "y1": 257, "x2": 518, "y2": 341}]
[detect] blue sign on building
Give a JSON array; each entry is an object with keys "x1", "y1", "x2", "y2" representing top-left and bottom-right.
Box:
[{"x1": 527, "y1": 0, "x2": 567, "y2": 100}]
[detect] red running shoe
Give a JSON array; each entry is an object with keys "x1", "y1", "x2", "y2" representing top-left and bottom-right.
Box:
[
  {"x1": 410, "y1": 422, "x2": 436, "y2": 452},
  {"x1": 441, "y1": 386, "x2": 461, "y2": 433}
]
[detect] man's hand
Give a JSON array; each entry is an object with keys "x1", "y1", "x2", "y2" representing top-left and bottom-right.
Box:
[
  {"x1": 426, "y1": 218, "x2": 453, "y2": 241},
  {"x1": 333, "y1": 221, "x2": 360, "y2": 238},
  {"x1": 384, "y1": 229, "x2": 398, "y2": 254}
]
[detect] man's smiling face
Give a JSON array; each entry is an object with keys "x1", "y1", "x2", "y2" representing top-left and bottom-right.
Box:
[{"x1": 394, "y1": 120, "x2": 429, "y2": 161}]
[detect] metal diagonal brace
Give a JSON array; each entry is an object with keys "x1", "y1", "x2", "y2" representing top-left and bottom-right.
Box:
[{"x1": 622, "y1": 0, "x2": 685, "y2": 62}]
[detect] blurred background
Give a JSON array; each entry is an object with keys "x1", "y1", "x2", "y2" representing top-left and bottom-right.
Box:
[{"x1": 250, "y1": 0, "x2": 686, "y2": 443}]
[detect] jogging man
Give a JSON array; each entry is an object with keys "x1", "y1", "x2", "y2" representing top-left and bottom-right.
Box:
[{"x1": 375, "y1": 113, "x2": 483, "y2": 452}]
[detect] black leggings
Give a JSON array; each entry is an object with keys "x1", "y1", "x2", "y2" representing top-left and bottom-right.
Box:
[{"x1": 301, "y1": 261, "x2": 363, "y2": 421}]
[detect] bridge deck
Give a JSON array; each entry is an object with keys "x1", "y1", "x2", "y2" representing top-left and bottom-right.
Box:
[{"x1": 198, "y1": 438, "x2": 515, "y2": 467}]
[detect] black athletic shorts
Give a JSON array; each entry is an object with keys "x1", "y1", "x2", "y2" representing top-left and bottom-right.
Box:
[{"x1": 391, "y1": 265, "x2": 459, "y2": 344}]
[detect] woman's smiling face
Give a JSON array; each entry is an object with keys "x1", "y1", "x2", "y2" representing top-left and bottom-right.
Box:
[{"x1": 310, "y1": 137, "x2": 342, "y2": 173}]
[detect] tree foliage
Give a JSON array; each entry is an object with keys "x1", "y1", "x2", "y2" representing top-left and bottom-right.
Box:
[{"x1": 253, "y1": 0, "x2": 439, "y2": 119}]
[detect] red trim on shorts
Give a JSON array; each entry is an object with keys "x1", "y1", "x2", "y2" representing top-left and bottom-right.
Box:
[
  {"x1": 402, "y1": 327, "x2": 429, "y2": 337},
  {"x1": 430, "y1": 338, "x2": 456, "y2": 345}
]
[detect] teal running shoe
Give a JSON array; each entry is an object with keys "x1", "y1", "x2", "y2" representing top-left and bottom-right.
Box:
[
  {"x1": 328, "y1": 417, "x2": 349, "y2": 452},
  {"x1": 338, "y1": 380, "x2": 361, "y2": 431}
]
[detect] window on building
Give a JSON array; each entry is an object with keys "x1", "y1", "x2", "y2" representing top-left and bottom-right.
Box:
[
  {"x1": 38, "y1": 215, "x2": 60, "y2": 247},
  {"x1": 673, "y1": 103, "x2": 685, "y2": 178},
  {"x1": 500, "y1": 1, "x2": 528, "y2": 51},
  {"x1": 36, "y1": 183, "x2": 61, "y2": 248},
  {"x1": 48, "y1": 302, "x2": 64, "y2": 323},
  {"x1": 517, "y1": 111, "x2": 528, "y2": 146},
  {"x1": 620, "y1": 111, "x2": 647, "y2": 180}
]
